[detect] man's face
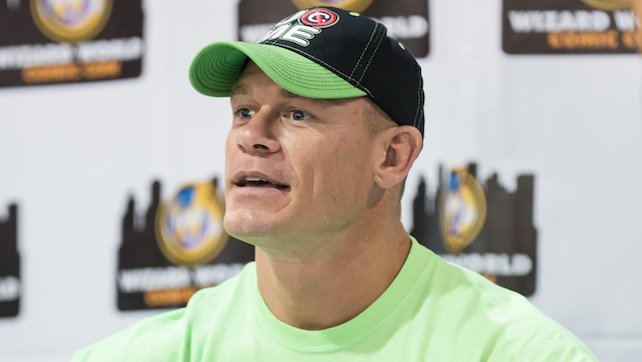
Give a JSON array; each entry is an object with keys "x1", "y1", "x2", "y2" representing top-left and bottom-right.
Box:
[{"x1": 224, "y1": 62, "x2": 381, "y2": 246}]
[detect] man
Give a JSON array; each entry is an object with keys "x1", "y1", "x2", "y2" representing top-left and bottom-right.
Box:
[{"x1": 74, "y1": 6, "x2": 597, "y2": 361}]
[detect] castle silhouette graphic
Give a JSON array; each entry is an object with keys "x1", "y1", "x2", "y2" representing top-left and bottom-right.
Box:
[
  {"x1": 411, "y1": 164, "x2": 537, "y2": 296},
  {"x1": 0, "y1": 203, "x2": 20, "y2": 317},
  {"x1": 117, "y1": 179, "x2": 254, "y2": 311}
]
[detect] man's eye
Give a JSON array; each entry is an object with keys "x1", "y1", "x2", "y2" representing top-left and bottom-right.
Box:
[
  {"x1": 287, "y1": 110, "x2": 311, "y2": 122},
  {"x1": 236, "y1": 108, "x2": 254, "y2": 118}
]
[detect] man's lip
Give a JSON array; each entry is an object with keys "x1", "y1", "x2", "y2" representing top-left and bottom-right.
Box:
[{"x1": 231, "y1": 171, "x2": 290, "y2": 189}]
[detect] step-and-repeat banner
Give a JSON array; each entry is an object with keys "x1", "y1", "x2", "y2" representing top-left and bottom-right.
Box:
[
  {"x1": 239, "y1": 0, "x2": 430, "y2": 57},
  {"x1": 503, "y1": 0, "x2": 640, "y2": 53},
  {"x1": 0, "y1": 0, "x2": 144, "y2": 88},
  {"x1": 0, "y1": 0, "x2": 639, "y2": 324}
]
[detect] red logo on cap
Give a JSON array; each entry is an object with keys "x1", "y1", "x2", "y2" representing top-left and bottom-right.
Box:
[{"x1": 300, "y1": 9, "x2": 339, "y2": 28}]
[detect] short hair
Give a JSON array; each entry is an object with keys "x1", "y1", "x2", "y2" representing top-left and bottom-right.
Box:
[{"x1": 364, "y1": 99, "x2": 397, "y2": 136}]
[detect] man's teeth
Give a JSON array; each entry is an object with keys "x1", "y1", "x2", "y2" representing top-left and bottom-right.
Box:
[{"x1": 238, "y1": 177, "x2": 289, "y2": 188}]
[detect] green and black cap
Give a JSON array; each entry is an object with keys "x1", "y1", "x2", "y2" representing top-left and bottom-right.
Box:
[{"x1": 190, "y1": 6, "x2": 425, "y2": 136}]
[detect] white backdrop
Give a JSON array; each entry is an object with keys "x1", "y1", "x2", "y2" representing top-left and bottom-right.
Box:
[{"x1": 0, "y1": 1, "x2": 640, "y2": 361}]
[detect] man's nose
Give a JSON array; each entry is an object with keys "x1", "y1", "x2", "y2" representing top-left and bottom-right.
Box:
[{"x1": 236, "y1": 110, "x2": 281, "y2": 156}]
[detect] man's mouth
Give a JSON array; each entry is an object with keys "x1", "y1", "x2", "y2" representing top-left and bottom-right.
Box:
[{"x1": 233, "y1": 174, "x2": 290, "y2": 190}]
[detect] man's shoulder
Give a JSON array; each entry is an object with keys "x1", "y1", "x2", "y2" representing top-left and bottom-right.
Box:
[
  {"x1": 71, "y1": 308, "x2": 187, "y2": 361},
  {"x1": 412, "y1": 243, "x2": 596, "y2": 360},
  {"x1": 72, "y1": 262, "x2": 256, "y2": 362}
]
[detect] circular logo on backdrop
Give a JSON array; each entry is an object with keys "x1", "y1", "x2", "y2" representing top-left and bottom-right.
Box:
[
  {"x1": 439, "y1": 168, "x2": 487, "y2": 255},
  {"x1": 30, "y1": 0, "x2": 113, "y2": 43},
  {"x1": 300, "y1": 9, "x2": 340, "y2": 27},
  {"x1": 291, "y1": 0, "x2": 374, "y2": 13},
  {"x1": 581, "y1": 0, "x2": 632, "y2": 10},
  {"x1": 155, "y1": 182, "x2": 228, "y2": 267}
]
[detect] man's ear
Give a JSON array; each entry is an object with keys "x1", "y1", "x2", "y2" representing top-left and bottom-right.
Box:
[{"x1": 373, "y1": 126, "x2": 423, "y2": 189}]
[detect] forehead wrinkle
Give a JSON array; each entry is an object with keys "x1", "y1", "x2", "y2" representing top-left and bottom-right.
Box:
[
  {"x1": 230, "y1": 81, "x2": 249, "y2": 97},
  {"x1": 278, "y1": 87, "x2": 299, "y2": 99}
]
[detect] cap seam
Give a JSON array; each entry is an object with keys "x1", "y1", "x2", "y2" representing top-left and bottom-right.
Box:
[
  {"x1": 349, "y1": 22, "x2": 378, "y2": 80},
  {"x1": 413, "y1": 64, "x2": 421, "y2": 127},
  {"x1": 358, "y1": 29, "x2": 385, "y2": 83}
]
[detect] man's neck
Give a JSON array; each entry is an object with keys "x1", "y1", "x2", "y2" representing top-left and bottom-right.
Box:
[{"x1": 255, "y1": 225, "x2": 411, "y2": 330}]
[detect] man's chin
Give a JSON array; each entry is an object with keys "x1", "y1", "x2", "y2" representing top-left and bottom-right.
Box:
[{"x1": 223, "y1": 213, "x2": 280, "y2": 243}]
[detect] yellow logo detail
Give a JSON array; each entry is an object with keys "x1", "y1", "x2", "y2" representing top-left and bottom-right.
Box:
[
  {"x1": 155, "y1": 181, "x2": 228, "y2": 267},
  {"x1": 290, "y1": 0, "x2": 374, "y2": 13},
  {"x1": 439, "y1": 168, "x2": 487, "y2": 254},
  {"x1": 581, "y1": 0, "x2": 632, "y2": 11},
  {"x1": 31, "y1": 0, "x2": 113, "y2": 43}
]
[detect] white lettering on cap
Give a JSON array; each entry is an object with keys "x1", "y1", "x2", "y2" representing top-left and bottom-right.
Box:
[
  {"x1": 281, "y1": 24, "x2": 321, "y2": 46},
  {"x1": 257, "y1": 10, "x2": 307, "y2": 43},
  {"x1": 259, "y1": 24, "x2": 291, "y2": 42},
  {"x1": 258, "y1": 9, "x2": 338, "y2": 47}
]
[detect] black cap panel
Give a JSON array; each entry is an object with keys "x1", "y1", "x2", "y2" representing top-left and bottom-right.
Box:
[{"x1": 257, "y1": 6, "x2": 425, "y2": 135}]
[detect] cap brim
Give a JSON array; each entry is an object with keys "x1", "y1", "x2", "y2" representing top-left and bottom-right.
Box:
[{"x1": 189, "y1": 41, "x2": 366, "y2": 99}]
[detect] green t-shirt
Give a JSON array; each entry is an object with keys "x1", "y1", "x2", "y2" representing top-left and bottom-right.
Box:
[{"x1": 73, "y1": 237, "x2": 596, "y2": 361}]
